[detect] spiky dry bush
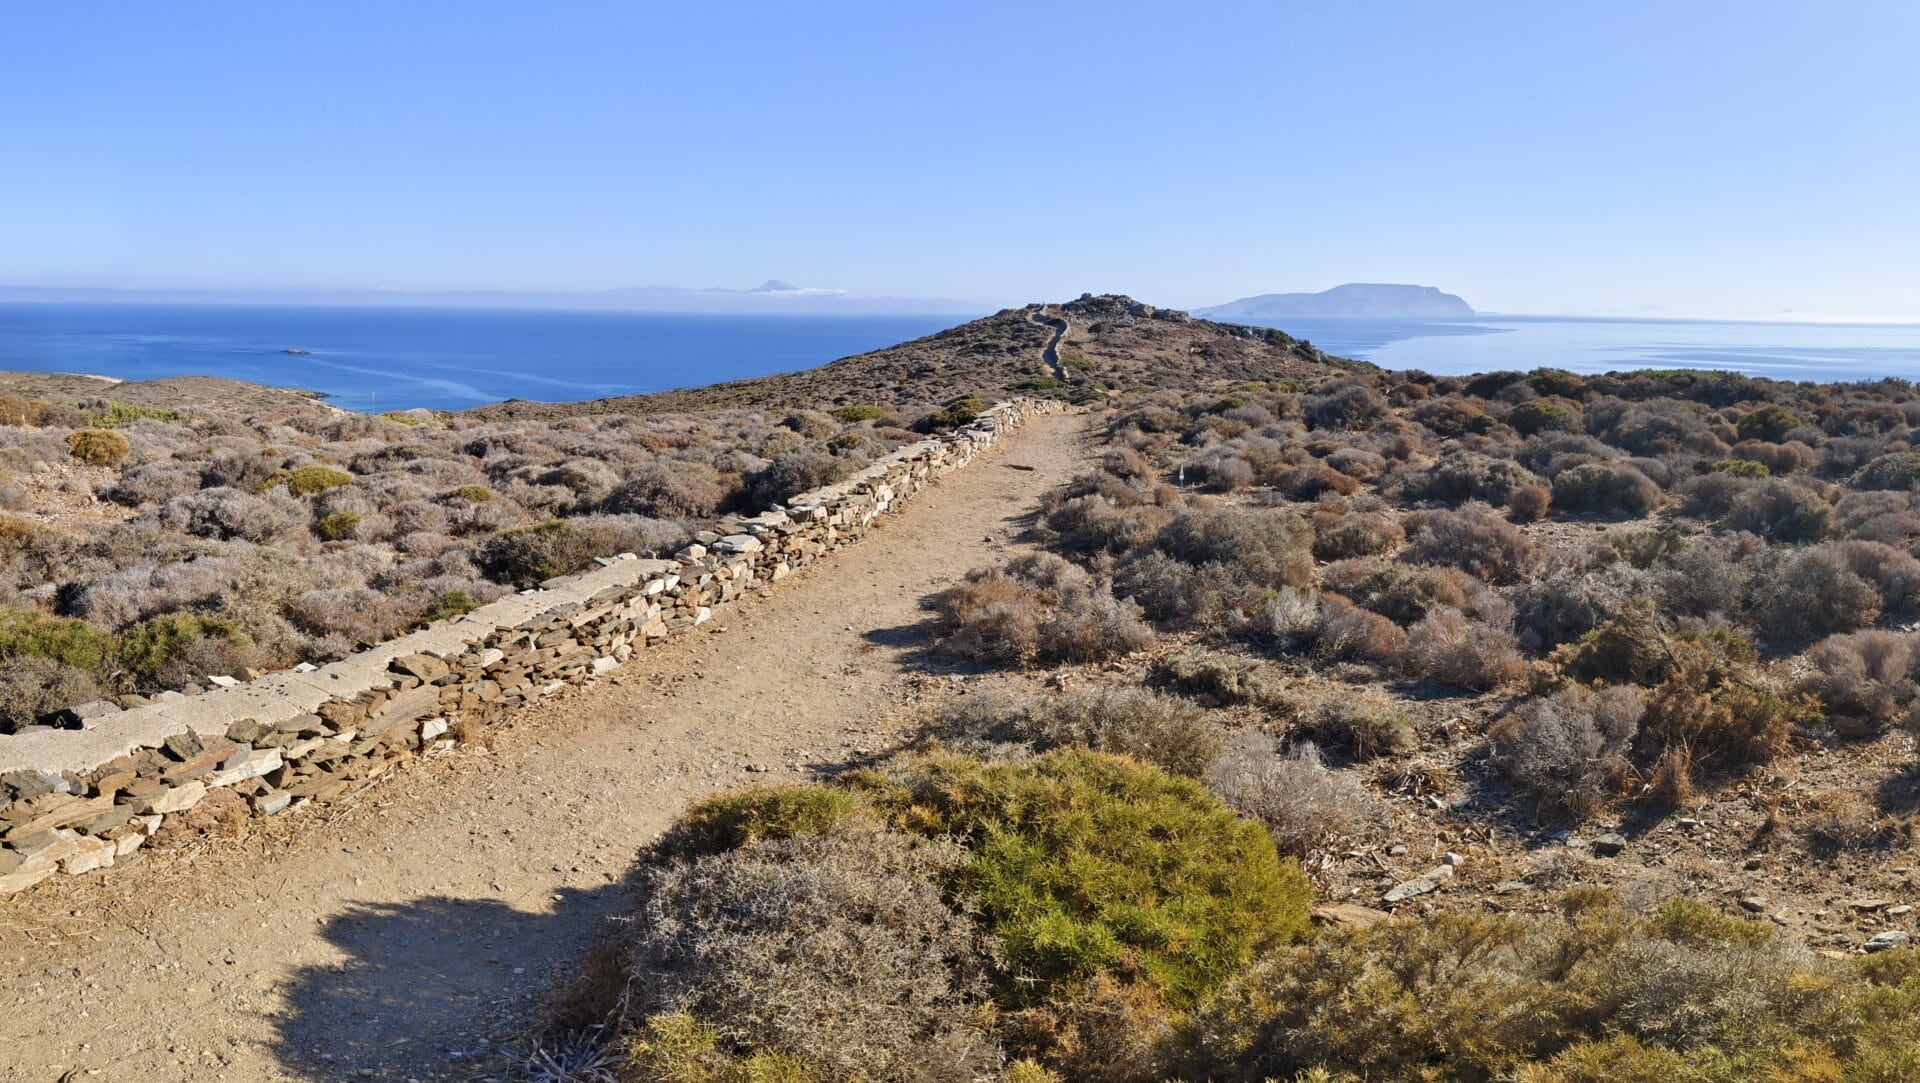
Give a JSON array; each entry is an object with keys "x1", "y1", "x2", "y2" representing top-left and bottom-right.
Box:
[
  {"x1": 935, "y1": 686, "x2": 1224, "y2": 778},
  {"x1": 1402, "y1": 502, "x2": 1538, "y2": 584},
  {"x1": 745, "y1": 447, "x2": 858, "y2": 506},
  {"x1": 0, "y1": 655, "x2": 102, "y2": 732},
  {"x1": 1304, "y1": 381, "x2": 1387, "y2": 430},
  {"x1": 1115, "y1": 507, "x2": 1315, "y2": 629},
  {"x1": 1150, "y1": 649, "x2": 1297, "y2": 710},
  {"x1": 1405, "y1": 606, "x2": 1529, "y2": 690},
  {"x1": 1399, "y1": 452, "x2": 1542, "y2": 507},
  {"x1": 1320, "y1": 559, "x2": 1488, "y2": 626},
  {"x1": 1298, "y1": 689, "x2": 1414, "y2": 759},
  {"x1": 1509, "y1": 556, "x2": 1656, "y2": 649},
  {"x1": 1045, "y1": 494, "x2": 1163, "y2": 556},
  {"x1": 1831, "y1": 538, "x2": 1920, "y2": 609},
  {"x1": 623, "y1": 818, "x2": 1002, "y2": 1082},
  {"x1": 1751, "y1": 545, "x2": 1882, "y2": 641},
  {"x1": 1720, "y1": 478, "x2": 1834, "y2": 542},
  {"x1": 602, "y1": 461, "x2": 728, "y2": 518},
  {"x1": 1835, "y1": 489, "x2": 1920, "y2": 545},
  {"x1": 1850, "y1": 450, "x2": 1920, "y2": 491},
  {"x1": 1254, "y1": 588, "x2": 1410, "y2": 670},
  {"x1": 1549, "y1": 461, "x2": 1663, "y2": 518},
  {"x1": 933, "y1": 553, "x2": 1151, "y2": 665},
  {"x1": 1167, "y1": 894, "x2": 1906, "y2": 1083},
  {"x1": 1803, "y1": 629, "x2": 1920, "y2": 728},
  {"x1": 144, "y1": 487, "x2": 307, "y2": 543},
  {"x1": 1309, "y1": 497, "x2": 1404, "y2": 561},
  {"x1": 1207, "y1": 738, "x2": 1382, "y2": 857},
  {"x1": 1489, "y1": 684, "x2": 1644, "y2": 818}
]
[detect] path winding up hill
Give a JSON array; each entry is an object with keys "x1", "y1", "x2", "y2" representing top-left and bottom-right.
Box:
[{"x1": 0, "y1": 411, "x2": 1099, "y2": 1082}]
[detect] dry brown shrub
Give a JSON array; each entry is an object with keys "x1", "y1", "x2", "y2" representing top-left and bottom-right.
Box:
[
  {"x1": 1300, "y1": 690, "x2": 1414, "y2": 759},
  {"x1": 937, "y1": 687, "x2": 1224, "y2": 779},
  {"x1": 1002, "y1": 970, "x2": 1175, "y2": 1083},
  {"x1": 1799, "y1": 790, "x2": 1894, "y2": 856},
  {"x1": 1803, "y1": 629, "x2": 1920, "y2": 728},
  {"x1": 623, "y1": 819, "x2": 1001, "y2": 1081},
  {"x1": 1150, "y1": 649, "x2": 1298, "y2": 711},
  {"x1": 1402, "y1": 502, "x2": 1538, "y2": 584},
  {"x1": 933, "y1": 554, "x2": 1151, "y2": 665},
  {"x1": 1208, "y1": 739, "x2": 1382, "y2": 857},
  {"x1": 1405, "y1": 607, "x2": 1529, "y2": 690},
  {"x1": 1509, "y1": 482, "x2": 1551, "y2": 522},
  {"x1": 1309, "y1": 500, "x2": 1405, "y2": 561},
  {"x1": 1490, "y1": 684, "x2": 1644, "y2": 818}
]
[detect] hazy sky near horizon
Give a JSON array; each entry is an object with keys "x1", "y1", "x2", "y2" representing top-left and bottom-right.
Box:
[{"x1": 4, "y1": 2, "x2": 1918, "y2": 318}]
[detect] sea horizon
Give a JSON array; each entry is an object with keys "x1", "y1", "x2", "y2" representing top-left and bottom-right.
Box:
[{"x1": 9, "y1": 299, "x2": 1920, "y2": 413}]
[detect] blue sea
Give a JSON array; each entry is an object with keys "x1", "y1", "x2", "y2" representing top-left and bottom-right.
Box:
[
  {"x1": 0, "y1": 303, "x2": 968, "y2": 412},
  {"x1": 1238, "y1": 314, "x2": 1920, "y2": 386},
  {"x1": 8, "y1": 303, "x2": 1920, "y2": 413}
]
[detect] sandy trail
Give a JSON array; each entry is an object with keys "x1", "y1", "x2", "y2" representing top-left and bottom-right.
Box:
[{"x1": 0, "y1": 412, "x2": 1097, "y2": 1082}]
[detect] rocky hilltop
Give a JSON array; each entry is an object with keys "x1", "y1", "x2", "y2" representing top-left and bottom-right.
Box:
[
  {"x1": 1198, "y1": 282, "x2": 1474, "y2": 319},
  {"x1": 467, "y1": 293, "x2": 1369, "y2": 420}
]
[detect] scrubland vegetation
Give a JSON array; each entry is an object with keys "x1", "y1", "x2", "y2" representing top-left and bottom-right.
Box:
[
  {"x1": 548, "y1": 359, "x2": 1920, "y2": 1079},
  {"x1": 0, "y1": 391, "x2": 933, "y2": 730}
]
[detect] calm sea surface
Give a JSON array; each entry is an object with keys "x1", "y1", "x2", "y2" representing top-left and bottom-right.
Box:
[
  {"x1": 0, "y1": 303, "x2": 966, "y2": 412},
  {"x1": 1238, "y1": 314, "x2": 1920, "y2": 385},
  {"x1": 7, "y1": 303, "x2": 1920, "y2": 413}
]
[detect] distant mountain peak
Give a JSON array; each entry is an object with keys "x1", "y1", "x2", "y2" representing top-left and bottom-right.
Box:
[
  {"x1": 749, "y1": 279, "x2": 800, "y2": 293},
  {"x1": 1197, "y1": 283, "x2": 1473, "y2": 319}
]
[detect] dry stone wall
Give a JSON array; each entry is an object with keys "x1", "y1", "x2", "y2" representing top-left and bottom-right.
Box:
[{"x1": 0, "y1": 399, "x2": 1066, "y2": 894}]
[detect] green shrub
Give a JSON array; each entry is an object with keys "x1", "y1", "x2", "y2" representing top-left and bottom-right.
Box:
[
  {"x1": 1509, "y1": 400, "x2": 1578, "y2": 436},
  {"x1": 0, "y1": 607, "x2": 118, "y2": 678},
  {"x1": 476, "y1": 519, "x2": 599, "y2": 587},
  {"x1": 660, "y1": 785, "x2": 861, "y2": 862},
  {"x1": 414, "y1": 589, "x2": 480, "y2": 626},
  {"x1": 830, "y1": 404, "x2": 887, "y2": 423},
  {"x1": 1735, "y1": 403, "x2": 1802, "y2": 442},
  {"x1": 623, "y1": 1013, "x2": 814, "y2": 1083},
  {"x1": 66, "y1": 428, "x2": 130, "y2": 466},
  {"x1": 1170, "y1": 893, "x2": 1877, "y2": 1082},
  {"x1": 117, "y1": 612, "x2": 246, "y2": 683},
  {"x1": 315, "y1": 511, "x2": 361, "y2": 541},
  {"x1": 81, "y1": 400, "x2": 176, "y2": 428},
  {"x1": 860, "y1": 750, "x2": 1314, "y2": 1010},
  {"x1": 450, "y1": 484, "x2": 494, "y2": 503},
  {"x1": 1711, "y1": 457, "x2": 1770, "y2": 478},
  {"x1": 1852, "y1": 452, "x2": 1920, "y2": 491},
  {"x1": 0, "y1": 394, "x2": 38, "y2": 426},
  {"x1": 927, "y1": 394, "x2": 987, "y2": 430},
  {"x1": 284, "y1": 465, "x2": 353, "y2": 496}
]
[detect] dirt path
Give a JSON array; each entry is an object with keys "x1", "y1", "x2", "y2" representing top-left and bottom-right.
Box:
[
  {"x1": 0, "y1": 412, "x2": 1097, "y2": 1083},
  {"x1": 1029, "y1": 310, "x2": 1069, "y2": 381}
]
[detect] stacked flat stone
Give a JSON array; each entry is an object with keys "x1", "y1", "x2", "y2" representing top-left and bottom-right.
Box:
[{"x1": 0, "y1": 399, "x2": 1067, "y2": 894}]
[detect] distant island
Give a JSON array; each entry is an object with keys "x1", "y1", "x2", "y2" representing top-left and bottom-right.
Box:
[{"x1": 1197, "y1": 282, "x2": 1474, "y2": 319}]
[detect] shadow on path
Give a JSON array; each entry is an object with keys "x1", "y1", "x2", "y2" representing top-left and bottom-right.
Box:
[{"x1": 274, "y1": 883, "x2": 629, "y2": 1081}]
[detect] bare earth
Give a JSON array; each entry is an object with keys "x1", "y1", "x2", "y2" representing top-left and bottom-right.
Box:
[{"x1": 0, "y1": 412, "x2": 1097, "y2": 1082}]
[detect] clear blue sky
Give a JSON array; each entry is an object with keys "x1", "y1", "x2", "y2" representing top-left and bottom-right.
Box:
[{"x1": 4, "y1": 2, "x2": 1917, "y2": 318}]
